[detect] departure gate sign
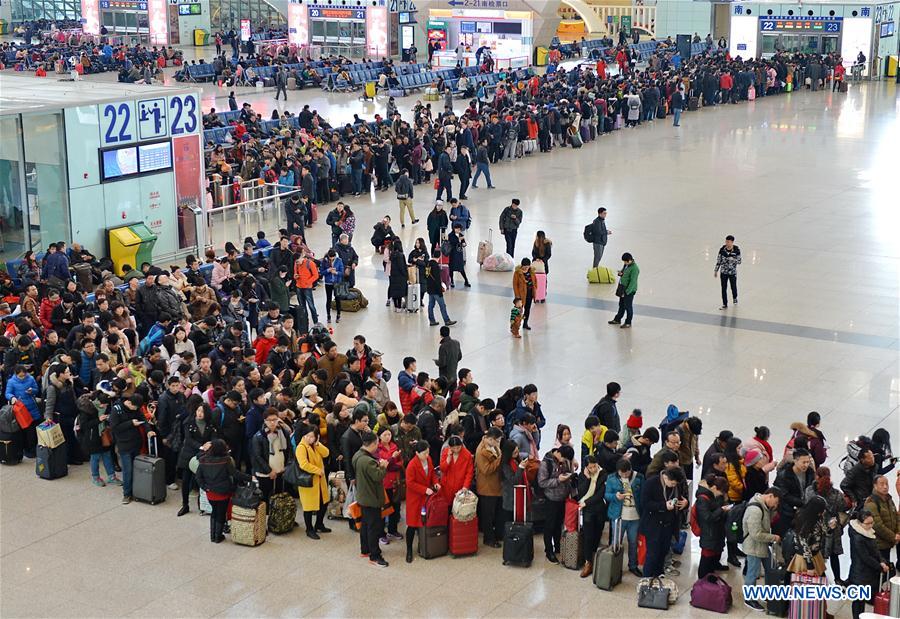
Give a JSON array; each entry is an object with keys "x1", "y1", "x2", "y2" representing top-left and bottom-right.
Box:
[{"x1": 759, "y1": 16, "x2": 842, "y2": 33}]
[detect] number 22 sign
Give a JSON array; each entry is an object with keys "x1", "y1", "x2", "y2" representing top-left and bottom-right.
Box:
[{"x1": 99, "y1": 101, "x2": 136, "y2": 146}]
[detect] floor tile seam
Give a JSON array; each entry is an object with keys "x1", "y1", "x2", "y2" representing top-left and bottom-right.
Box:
[{"x1": 363, "y1": 270, "x2": 898, "y2": 350}]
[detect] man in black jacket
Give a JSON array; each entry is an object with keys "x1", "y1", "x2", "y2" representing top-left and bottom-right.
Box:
[
  {"x1": 214, "y1": 390, "x2": 245, "y2": 470},
  {"x1": 773, "y1": 448, "x2": 816, "y2": 534},
  {"x1": 157, "y1": 377, "x2": 185, "y2": 489},
  {"x1": 589, "y1": 207, "x2": 610, "y2": 268},
  {"x1": 591, "y1": 381, "x2": 621, "y2": 434},
  {"x1": 335, "y1": 234, "x2": 359, "y2": 287},
  {"x1": 840, "y1": 448, "x2": 876, "y2": 507},
  {"x1": 110, "y1": 394, "x2": 151, "y2": 504},
  {"x1": 436, "y1": 144, "x2": 454, "y2": 202},
  {"x1": 425, "y1": 250, "x2": 456, "y2": 327},
  {"x1": 340, "y1": 408, "x2": 368, "y2": 482}
]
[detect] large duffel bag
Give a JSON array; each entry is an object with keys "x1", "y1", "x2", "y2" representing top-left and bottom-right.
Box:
[{"x1": 331, "y1": 287, "x2": 368, "y2": 312}]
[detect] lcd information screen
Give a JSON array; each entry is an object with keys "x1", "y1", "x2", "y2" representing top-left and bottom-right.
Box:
[
  {"x1": 460, "y1": 21, "x2": 475, "y2": 33},
  {"x1": 138, "y1": 141, "x2": 172, "y2": 173},
  {"x1": 493, "y1": 21, "x2": 522, "y2": 35},
  {"x1": 476, "y1": 21, "x2": 492, "y2": 34},
  {"x1": 101, "y1": 146, "x2": 138, "y2": 181}
]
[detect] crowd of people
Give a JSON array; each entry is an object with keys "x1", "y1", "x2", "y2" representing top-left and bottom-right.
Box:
[
  {"x1": 0, "y1": 241, "x2": 896, "y2": 614},
  {"x1": 0, "y1": 25, "x2": 889, "y2": 616},
  {"x1": 1, "y1": 35, "x2": 182, "y2": 82}
]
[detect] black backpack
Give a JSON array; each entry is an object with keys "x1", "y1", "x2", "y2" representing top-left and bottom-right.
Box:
[
  {"x1": 726, "y1": 501, "x2": 762, "y2": 544},
  {"x1": 583, "y1": 224, "x2": 595, "y2": 243}
]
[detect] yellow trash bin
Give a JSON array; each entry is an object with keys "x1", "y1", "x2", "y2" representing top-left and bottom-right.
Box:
[
  {"x1": 108, "y1": 223, "x2": 157, "y2": 275},
  {"x1": 887, "y1": 56, "x2": 898, "y2": 78},
  {"x1": 535, "y1": 46, "x2": 549, "y2": 66},
  {"x1": 194, "y1": 29, "x2": 209, "y2": 47}
]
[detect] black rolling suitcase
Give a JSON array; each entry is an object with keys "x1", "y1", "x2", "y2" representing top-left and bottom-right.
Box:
[
  {"x1": 133, "y1": 436, "x2": 166, "y2": 504},
  {"x1": 36, "y1": 444, "x2": 67, "y2": 479},
  {"x1": 0, "y1": 430, "x2": 23, "y2": 465},
  {"x1": 503, "y1": 484, "x2": 534, "y2": 567},
  {"x1": 764, "y1": 550, "x2": 788, "y2": 617}
]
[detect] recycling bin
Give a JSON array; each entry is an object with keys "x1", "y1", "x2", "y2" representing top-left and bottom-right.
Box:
[{"x1": 108, "y1": 223, "x2": 157, "y2": 275}]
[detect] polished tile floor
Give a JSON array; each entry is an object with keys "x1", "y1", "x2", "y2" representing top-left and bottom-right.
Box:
[{"x1": 0, "y1": 60, "x2": 898, "y2": 618}]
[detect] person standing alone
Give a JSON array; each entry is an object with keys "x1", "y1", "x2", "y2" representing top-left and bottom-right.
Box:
[
  {"x1": 588, "y1": 207, "x2": 611, "y2": 268},
  {"x1": 672, "y1": 84, "x2": 685, "y2": 127},
  {"x1": 274, "y1": 65, "x2": 288, "y2": 101},
  {"x1": 499, "y1": 199, "x2": 523, "y2": 257},
  {"x1": 608, "y1": 252, "x2": 639, "y2": 329},
  {"x1": 714, "y1": 235, "x2": 741, "y2": 310}
]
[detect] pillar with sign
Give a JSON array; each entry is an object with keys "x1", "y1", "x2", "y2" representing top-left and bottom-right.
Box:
[{"x1": 65, "y1": 86, "x2": 204, "y2": 260}]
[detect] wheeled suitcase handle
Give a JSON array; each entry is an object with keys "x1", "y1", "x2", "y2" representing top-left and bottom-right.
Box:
[{"x1": 148, "y1": 434, "x2": 159, "y2": 458}]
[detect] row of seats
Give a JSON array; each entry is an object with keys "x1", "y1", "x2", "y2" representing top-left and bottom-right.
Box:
[{"x1": 184, "y1": 59, "x2": 389, "y2": 83}]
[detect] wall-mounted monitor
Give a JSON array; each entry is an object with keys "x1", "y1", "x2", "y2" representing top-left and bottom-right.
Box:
[
  {"x1": 100, "y1": 140, "x2": 172, "y2": 182},
  {"x1": 460, "y1": 21, "x2": 475, "y2": 33},
  {"x1": 138, "y1": 141, "x2": 173, "y2": 174},
  {"x1": 101, "y1": 146, "x2": 138, "y2": 181},
  {"x1": 492, "y1": 21, "x2": 521, "y2": 35},
  {"x1": 476, "y1": 22, "x2": 492, "y2": 34}
]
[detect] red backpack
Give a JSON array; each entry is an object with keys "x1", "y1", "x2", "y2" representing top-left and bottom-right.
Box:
[{"x1": 689, "y1": 494, "x2": 709, "y2": 537}]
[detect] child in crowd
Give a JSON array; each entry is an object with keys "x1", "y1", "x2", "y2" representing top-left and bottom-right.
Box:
[{"x1": 510, "y1": 297, "x2": 523, "y2": 338}]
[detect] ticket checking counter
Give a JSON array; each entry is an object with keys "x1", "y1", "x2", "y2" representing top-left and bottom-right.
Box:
[
  {"x1": 728, "y1": 2, "x2": 898, "y2": 77},
  {"x1": 0, "y1": 76, "x2": 205, "y2": 263},
  {"x1": 81, "y1": 0, "x2": 171, "y2": 44},
  {"x1": 288, "y1": 2, "x2": 397, "y2": 57},
  {"x1": 427, "y1": 8, "x2": 533, "y2": 68}
]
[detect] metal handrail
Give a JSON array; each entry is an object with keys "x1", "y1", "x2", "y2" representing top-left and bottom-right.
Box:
[{"x1": 204, "y1": 182, "x2": 301, "y2": 251}]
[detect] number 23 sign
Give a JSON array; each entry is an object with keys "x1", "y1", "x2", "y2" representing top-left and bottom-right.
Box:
[{"x1": 99, "y1": 93, "x2": 199, "y2": 146}]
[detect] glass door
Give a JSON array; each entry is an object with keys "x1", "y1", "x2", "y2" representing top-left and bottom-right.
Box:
[
  {"x1": 0, "y1": 117, "x2": 27, "y2": 261},
  {"x1": 21, "y1": 112, "x2": 69, "y2": 253},
  {"x1": 822, "y1": 35, "x2": 839, "y2": 54}
]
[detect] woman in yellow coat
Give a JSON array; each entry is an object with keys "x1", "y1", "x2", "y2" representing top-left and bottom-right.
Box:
[
  {"x1": 723, "y1": 437, "x2": 748, "y2": 567},
  {"x1": 295, "y1": 423, "x2": 332, "y2": 540}
]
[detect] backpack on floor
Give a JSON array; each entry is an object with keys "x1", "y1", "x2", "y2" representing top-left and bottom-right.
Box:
[{"x1": 268, "y1": 492, "x2": 298, "y2": 534}]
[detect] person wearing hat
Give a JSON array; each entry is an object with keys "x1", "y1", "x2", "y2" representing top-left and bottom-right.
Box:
[
  {"x1": 620, "y1": 409, "x2": 642, "y2": 446},
  {"x1": 744, "y1": 449, "x2": 773, "y2": 500},
  {"x1": 702, "y1": 430, "x2": 734, "y2": 478},
  {"x1": 404, "y1": 440, "x2": 441, "y2": 563}
]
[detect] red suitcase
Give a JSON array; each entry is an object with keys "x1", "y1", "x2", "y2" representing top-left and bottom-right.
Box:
[
  {"x1": 513, "y1": 484, "x2": 528, "y2": 523},
  {"x1": 310, "y1": 203, "x2": 318, "y2": 224},
  {"x1": 449, "y1": 515, "x2": 479, "y2": 557},
  {"x1": 874, "y1": 575, "x2": 891, "y2": 616}
]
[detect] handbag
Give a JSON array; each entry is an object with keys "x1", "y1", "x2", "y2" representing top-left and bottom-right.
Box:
[
  {"x1": 284, "y1": 445, "x2": 315, "y2": 487},
  {"x1": 334, "y1": 281, "x2": 350, "y2": 300},
  {"x1": 433, "y1": 177, "x2": 440, "y2": 190},
  {"x1": 787, "y1": 552, "x2": 826, "y2": 576},
  {"x1": 100, "y1": 427, "x2": 113, "y2": 448},
  {"x1": 615, "y1": 283, "x2": 626, "y2": 297},
  {"x1": 12, "y1": 400, "x2": 34, "y2": 430},
  {"x1": 564, "y1": 497, "x2": 580, "y2": 533},
  {"x1": 638, "y1": 577, "x2": 671, "y2": 610}
]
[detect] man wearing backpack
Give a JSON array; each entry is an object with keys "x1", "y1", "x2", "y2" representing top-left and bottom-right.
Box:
[
  {"x1": 741, "y1": 487, "x2": 784, "y2": 611},
  {"x1": 587, "y1": 207, "x2": 611, "y2": 268}
]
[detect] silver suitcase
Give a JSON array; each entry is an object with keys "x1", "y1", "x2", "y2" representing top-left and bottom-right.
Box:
[
  {"x1": 406, "y1": 283, "x2": 420, "y2": 312},
  {"x1": 133, "y1": 436, "x2": 166, "y2": 504}
]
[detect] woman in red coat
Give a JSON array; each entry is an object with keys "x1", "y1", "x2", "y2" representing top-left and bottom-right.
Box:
[
  {"x1": 405, "y1": 441, "x2": 441, "y2": 563},
  {"x1": 440, "y1": 436, "x2": 474, "y2": 504}
]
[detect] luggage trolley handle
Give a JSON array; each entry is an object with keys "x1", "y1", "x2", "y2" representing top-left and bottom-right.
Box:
[
  {"x1": 488, "y1": 227, "x2": 492, "y2": 243},
  {"x1": 148, "y1": 434, "x2": 159, "y2": 458}
]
